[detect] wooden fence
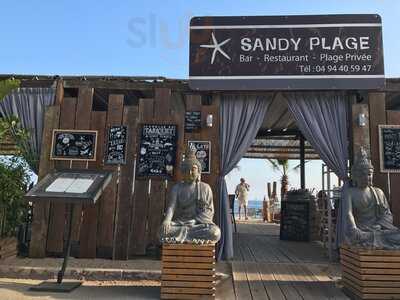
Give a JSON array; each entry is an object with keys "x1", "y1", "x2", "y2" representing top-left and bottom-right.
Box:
[{"x1": 29, "y1": 83, "x2": 220, "y2": 259}]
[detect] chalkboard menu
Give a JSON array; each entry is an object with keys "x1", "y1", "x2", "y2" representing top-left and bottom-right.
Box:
[
  {"x1": 137, "y1": 124, "x2": 177, "y2": 177},
  {"x1": 105, "y1": 126, "x2": 127, "y2": 165},
  {"x1": 280, "y1": 201, "x2": 310, "y2": 242},
  {"x1": 185, "y1": 111, "x2": 201, "y2": 132},
  {"x1": 379, "y1": 125, "x2": 400, "y2": 173},
  {"x1": 188, "y1": 141, "x2": 211, "y2": 174},
  {"x1": 51, "y1": 129, "x2": 97, "y2": 161}
]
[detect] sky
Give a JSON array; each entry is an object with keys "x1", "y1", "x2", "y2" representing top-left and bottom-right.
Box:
[{"x1": 1, "y1": 0, "x2": 399, "y2": 200}]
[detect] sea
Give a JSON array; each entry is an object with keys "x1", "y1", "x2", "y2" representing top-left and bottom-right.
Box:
[
  {"x1": 232, "y1": 199, "x2": 282, "y2": 218},
  {"x1": 233, "y1": 200, "x2": 263, "y2": 213}
]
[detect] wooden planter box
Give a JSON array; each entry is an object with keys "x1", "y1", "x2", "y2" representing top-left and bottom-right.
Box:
[
  {"x1": 161, "y1": 243, "x2": 216, "y2": 300},
  {"x1": 340, "y1": 245, "x2": 400, "y2": 299}
]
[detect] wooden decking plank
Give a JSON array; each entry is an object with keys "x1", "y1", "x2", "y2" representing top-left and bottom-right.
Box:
[
  {"x1": 233, "y1": 234, "x2": 243, "y2": 261},
  {"x1": 251, "y1": 235, "x2": 280, "y2": 263},
  {"x1": 306, "y1": 264, "x2": 348, "y2": 299},
  {"x1": 270, "y1": 263, "x2": 303, "y2": 300},
  {"x1": 258, "y1": 263, "x2": 286, "y2": 300},
  {"x1": 256, "y1": 236, "x2": 291, "y2": 263},
  {"x1": 238, "y1": 235, "x2": 256, "y2": 262},
  {"x1": 245, "y1": 262, "x2": 269, "y2": 300},
  {"x1": 296, "y1": 263, "x2": 343, "y2": 300},
  {"x1": 232, "y1": 261, "x2": 252, "y2": 300}
]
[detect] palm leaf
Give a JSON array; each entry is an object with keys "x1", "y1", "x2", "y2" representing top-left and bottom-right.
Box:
[{"x1": 266, "y1": 159, "x2": 283, "y2": 175}]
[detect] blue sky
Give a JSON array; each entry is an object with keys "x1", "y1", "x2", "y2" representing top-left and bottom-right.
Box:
[
  {"x1": 1, "y1": 1, "x2": 399, "y2": 77},
  {"x1": 1, "y1": 0, "x2": 398, "y2": 199}
]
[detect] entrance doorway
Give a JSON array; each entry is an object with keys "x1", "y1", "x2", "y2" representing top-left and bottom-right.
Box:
[{"x1": 223, "y1": 92, "x2": 347, "y2": 299}]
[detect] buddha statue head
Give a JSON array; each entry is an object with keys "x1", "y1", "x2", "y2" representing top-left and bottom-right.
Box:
[
  {"x1": 181, "y1": 148, "x2": 202, "y2": 183},
  {"x1": 352, "y1": 147, "x2": 374, "y2": 188}
]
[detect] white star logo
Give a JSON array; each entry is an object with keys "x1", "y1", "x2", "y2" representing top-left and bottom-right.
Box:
[{"x1": 200, "y1": 32, "x2": 231, "y2": 64}]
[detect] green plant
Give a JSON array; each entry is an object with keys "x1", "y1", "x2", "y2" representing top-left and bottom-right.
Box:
[
  {"x1": 0, "y1": 79, "x2": 20, "y2": 101},
  {"x1": 0, "y1": 157, "x2": 31, "y2": 237},
  {"x1": 0, "y1": 116, "x2": 38, "y2": 173}
]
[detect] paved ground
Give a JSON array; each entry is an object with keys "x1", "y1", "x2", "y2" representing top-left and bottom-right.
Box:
[
  {"x1": 0, "y1": 278, "x2": 161, "y2": 300},
  {"x1": 0, "y1": 277, "x2": 235, "y2": 300},
  {"x1": 0, "y1": 260, "x2": 233, "y2": 299}
]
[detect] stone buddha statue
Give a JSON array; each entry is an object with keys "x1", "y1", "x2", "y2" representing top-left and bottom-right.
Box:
[
  {"x1": 159, "y1": 149, "x2": 221, "y2": 244},
  {"x1": 343, "y1": 147, "x2": 400, "y2": 249}
]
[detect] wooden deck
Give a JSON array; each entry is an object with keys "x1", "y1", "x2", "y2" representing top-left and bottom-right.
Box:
[{"x1": 231, "y1": 221, "x2": 348, "y2": 300}]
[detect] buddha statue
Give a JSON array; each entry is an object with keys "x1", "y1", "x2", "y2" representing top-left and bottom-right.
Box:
[
  {"x1": 159, "y1": 148, "x2": 221, "y2": 244},
  {"x1": 342, "y1": 147, "x2": 400, "y2": 249}
]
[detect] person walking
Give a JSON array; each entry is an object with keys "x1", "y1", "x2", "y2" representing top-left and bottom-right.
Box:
[{"x1": 235, "y1": 178, "x2": 250, "y2": 220}]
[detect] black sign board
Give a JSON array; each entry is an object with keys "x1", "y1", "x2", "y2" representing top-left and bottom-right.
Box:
[
  {"x1": 188, "y1": 141, "x2": 211, "y2": 174},
  {"x1": 137, "y1": 124, "x2": 177, "y2": 177},
  {"x1": 189, "y1": 14, "x2": 384, "y2": 90},
  {"x1": 280, "y1": 201, "x2": 310, "y2": 242},
  {"x1": 105, "y1": 126, "x2": 127, "y2": 165},
  {"x1": 51, "y1": 129, "x2": 97, "y2": 161},
  {"x1": 379, "y1": 125, "x2": 400, "y2": 173},
  {"x1": 185, "y1": 111, "x2": 202, "y2": 132}
]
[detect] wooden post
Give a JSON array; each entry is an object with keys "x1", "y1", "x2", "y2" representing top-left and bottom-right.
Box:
[
  {"x1": 299, "y1": 134, "x2": 305, "y2": 189},
  {"x1": 46, "y1": 97, "x2": 77, "y2": 255},
  {"x1": 129, "y1": 98, "x2": 154, "y2": 256},
  {"x1": 368, "y1": 92, "x2": 389, "y2": 197},
  {"x1": 95, "y1": 94, "x2": 124, "y2": 258},
  {"x1": 352, "y1": 103, "x2": 370, "y2": 161},
  {"x1": 327, "y1": 167, "x2": 332, "y2": 261},
  {"x1": 79, "y1": 111, "x2": 107, "y2": 258},
  {"x1": 29, "y1": 106, "x2": 60, "y2": 258},
  {"x1": 113, "y1": 106, "x2": 139, "y2": 260},
  {"x1": 71, "y1": 87, "x2": 94, "y2": 256}
]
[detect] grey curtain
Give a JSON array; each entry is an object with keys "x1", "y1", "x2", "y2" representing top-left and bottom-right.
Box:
[
  {"x1": 218, "y1": 93, "x2": 273, "y2": 260},
  {"x1": 285, "y1": 91, "x2": 349, "y2": 247},
  {"x1": 0, "y1": 88, "x2": 56, "y2": 173}
]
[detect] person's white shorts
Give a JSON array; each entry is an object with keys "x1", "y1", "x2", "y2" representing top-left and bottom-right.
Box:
[{"x1": 238, "y1": 197, "x2": 248, "y2": 207}]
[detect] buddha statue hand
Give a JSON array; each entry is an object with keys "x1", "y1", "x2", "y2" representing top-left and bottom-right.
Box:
[
  {"x1": 352, "y1": 228, "x2": 373, "y2": 243},
  {"x1": 161, "y1": 221, "x2": 171, "y2": 236}
]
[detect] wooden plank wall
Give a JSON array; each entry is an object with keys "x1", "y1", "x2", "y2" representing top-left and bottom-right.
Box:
[{"x1": 30, "y1": 85, "x2": 222, "y2": 259}]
